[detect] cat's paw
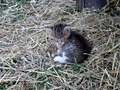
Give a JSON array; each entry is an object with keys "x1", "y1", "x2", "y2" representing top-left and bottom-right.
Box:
[
  {"x1": 51, "y1": 53, "x2": 58, "y2": 58},
  {"x1": 51, "y1": 53, "x2": 55, "y2": 58},
  {"x1": 53, "y1": 56, "x2": 67, "y2": 63}
]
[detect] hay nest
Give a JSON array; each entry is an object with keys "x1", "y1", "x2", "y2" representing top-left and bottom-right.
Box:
[{"x1": 0, "y1": 0, "x2": 120, "y2": 90}]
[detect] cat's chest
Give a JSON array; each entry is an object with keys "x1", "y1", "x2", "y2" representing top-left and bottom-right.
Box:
[{"x1": 62, "y1": 39, "x2": 77, "y2": 49}]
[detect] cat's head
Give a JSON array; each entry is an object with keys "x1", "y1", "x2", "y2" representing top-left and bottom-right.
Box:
[{"x1": 46, "y1": 23, "x2": 71, "y2": 48}]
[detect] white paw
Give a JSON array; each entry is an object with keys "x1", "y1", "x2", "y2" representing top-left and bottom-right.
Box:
[
  {"x1": 51, "y1": 53, "x2": 55, "y2": 58},
  {"x1": 53, "y1": 56, "x2": 67, "y2": 63}
]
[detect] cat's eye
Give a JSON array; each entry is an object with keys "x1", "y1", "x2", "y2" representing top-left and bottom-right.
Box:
[
  {"x1": 61, "y1": 38, "x2": 65, "y2": 41},
  {"x1": 54, "y1": 38, "x2": 57, "y2": 41},
  {"x1": 49, "y1": 38, "x2": 54, "y2": 41},
  {"x1": 50, "y1": 38, "x2": 54, "y2": 41},
  {"x1": 49, "y1": 36, "x2": 54, "y2": 40}
]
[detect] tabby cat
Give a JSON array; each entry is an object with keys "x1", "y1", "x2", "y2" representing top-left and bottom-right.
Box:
[{"x1": 46, "y1": 23, "x2": 91, "y2": 63}]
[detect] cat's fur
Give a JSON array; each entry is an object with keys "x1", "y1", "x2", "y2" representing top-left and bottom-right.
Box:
[{"x1": 46, "y1": 23, "x2": 91, "y2": 63}]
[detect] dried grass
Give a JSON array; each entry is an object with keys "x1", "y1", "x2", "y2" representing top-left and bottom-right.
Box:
[{"x1": 0, "y1": 0, "x2": 120, "y2": 90}]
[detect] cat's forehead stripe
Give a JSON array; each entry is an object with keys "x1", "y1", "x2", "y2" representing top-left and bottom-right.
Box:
[{"x1": 53, "y1": 24, "x2": 64, "y2": 38}]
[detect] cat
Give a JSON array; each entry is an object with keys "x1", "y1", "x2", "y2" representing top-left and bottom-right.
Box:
[{"x1": 46, "y1": 23, "x2": 91, "y2": 63}]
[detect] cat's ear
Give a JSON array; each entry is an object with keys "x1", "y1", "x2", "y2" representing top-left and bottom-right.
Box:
[
  {"x1": 63, "y1": 26, "x2": 71, "y2": 38},
  {"x1": 46, "y1": 28, "x2": 53, "y2": 36},
  {"x1": 46, "y1": 27, "x2": 55, "y2": 39}
]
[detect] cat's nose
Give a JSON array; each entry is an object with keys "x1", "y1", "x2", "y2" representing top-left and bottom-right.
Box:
[
  {"x1": 58, "y1": 40, "x2": 63, "y2": 45},
  {"x1": 58, "y1": 41, "x2": 62, "y2": 44}
]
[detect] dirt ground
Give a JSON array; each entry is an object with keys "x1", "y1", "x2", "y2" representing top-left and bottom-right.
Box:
[{"x1": 0, "y1": 0, "x2": 120, "y2": 90}]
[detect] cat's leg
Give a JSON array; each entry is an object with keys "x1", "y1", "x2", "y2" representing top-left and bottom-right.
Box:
[
  {"x1": 51, "y1": 53, "x2": 58, "y2": 58},
  {"x1": 51, "y1": 49, "x2": 61, "y2": 58},
  {"x1": 53, "y1": 52, "x2": 68, "y2": 63}
]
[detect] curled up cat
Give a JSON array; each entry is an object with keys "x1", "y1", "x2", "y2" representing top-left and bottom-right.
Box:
[{"x1": 46, "y1": 23, "x2": 91, "y2": 63}]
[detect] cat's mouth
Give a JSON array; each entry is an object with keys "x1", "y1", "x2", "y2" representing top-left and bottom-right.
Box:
[{"x1": 56, "y1": 42, "x2": 64, "y2": 48}]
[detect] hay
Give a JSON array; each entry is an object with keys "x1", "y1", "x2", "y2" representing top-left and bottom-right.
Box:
[{"x1": 0, "y1": 0, "x2": 120, "y2": 90}]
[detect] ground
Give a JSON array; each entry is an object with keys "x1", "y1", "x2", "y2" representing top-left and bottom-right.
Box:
[{"x1": 0, "y1": 0, "x2": 120, "y2": 90}]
